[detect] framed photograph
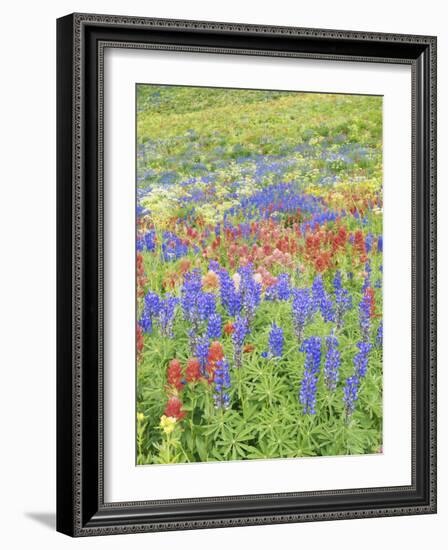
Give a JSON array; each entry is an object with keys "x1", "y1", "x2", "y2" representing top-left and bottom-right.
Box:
[{"x1": 56, "y1": 13, "x2": 437, "y2": 536}]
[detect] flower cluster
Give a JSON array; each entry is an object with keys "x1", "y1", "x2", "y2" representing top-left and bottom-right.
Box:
[
  {"x1": 342, "y1": 339, "x2": 372, "y2": 418},
  {"x1": 167, "y1": 359, "x2": 183, "y2": 391},
  {"x1": 265, "y1": 273, "x2": 291, "y2": 301},
  {"x1": 213, "y1": 358, "x2": 231, "y2": 409},
  {"x1": 343, "y1": 375, "x2": 360, "y2": 417},
  {"x1": 137, "y1": 228, "x2": 156, "y2": 253},
  {"x1": 181, "y1": 269, "x2": 217, "y2": 348},
  {"x1": 207, "y1": 313, "x2": 222, "y2": 339},
  {"x1": 359, "y1": 289, "x2": 373, "y2": 342},
  {"x1": 238, "y1": 265, "x2": 262, "y2": 324},
  {"x1": 291, "y1": 288, "x2": 312, "y2": 342},
  {"x1": 232, "y1": 316, "x2": 249, "y2": 369},
  {"x1": 299, "y1": 337, "x2": 322, "y2": 414},
  {"x1": 195, "y1": 335, "x2": 210, "y2": 376},
  {"x1": 136, "y1": 253, "x2": 148, "y2": 297},
  {"x1": 164, "y1": 396, "x2": 185, "y2": 420},
  {"x1": 136, "y1": 325, "x2": 144, "y2": 356},
  {"x1": 185, "y1": 358, "x2": 201, "y2": 382},
  {"x1": 376, "y1": 322, "x2": 383, "y2": 349},
  {"x1": 354, "y1": 341, "x2": 372, "y2": 378},
  {"x1": 218, "y1": 268, "x2": 241, "y2": 316},
  {"x1": 333, "y1": 271, "x2": 352, "y2": 328},
  {"x1": 158, "y1": 294, "x2": 179, "y2": 338},
  {"x1": 161, "y1": 231, "x2": 191, "y2": 262},
  {"x1": 268, "y1": 323, "x2": 284, "y2": 358},
  {"x1": 312, "y1": 274, "x2": 334, "y2": 322},
  {"x1": 324, "y1": 334, "x2": 341, "y2": 391},
  {"x1": 140, "y1": 289, "x2": 178, "y2": 338},
  {"x1": 140, "y1": 289, "x2": 160, "y2": 334}
]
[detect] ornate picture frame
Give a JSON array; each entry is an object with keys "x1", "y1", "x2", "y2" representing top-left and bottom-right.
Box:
[{"x1": 56, "y1": 13, "x2": 436, "y2": 536}]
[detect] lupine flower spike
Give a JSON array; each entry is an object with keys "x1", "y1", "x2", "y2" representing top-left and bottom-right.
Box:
[
  {"x1": 232, "y1": 316, "x2": 249, "y2": 369},
  {"x1": 299, "y1": 337, "x2": 322, "y2": 414},
  {"x1": 324, "y1": 333, "x2": 341, "y2": 391},
  {"x1": 213, "y1": 358, "x2": 231, "y2": 409},
  {"x1": 291, "y1": 288, "x2": 312, "y2": 342},
  {"x1": 268, "y1": 323, "x2": 284, "y2": 358}
]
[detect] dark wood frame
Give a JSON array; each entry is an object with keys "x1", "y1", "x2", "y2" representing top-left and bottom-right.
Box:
[{"x1": 57, "y1": 13, "x2": 437, "y2": 537}]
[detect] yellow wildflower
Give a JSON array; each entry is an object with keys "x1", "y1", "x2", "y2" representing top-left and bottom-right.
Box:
[{"x1": 160, "y1": 415, "x2": 177, "y2": 435}]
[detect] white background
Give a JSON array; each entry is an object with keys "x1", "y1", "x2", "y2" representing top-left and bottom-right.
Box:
[
  {"x1": 0, "y1": 0, "x2": 445, "y2": 549},
  {"x1": 105, "y1": 50, "x2": 412, "y2": 501}
]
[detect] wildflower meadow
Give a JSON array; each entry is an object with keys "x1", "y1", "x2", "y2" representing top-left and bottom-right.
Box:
[{"x1": 136, "y1": 85, "x2": 383, "y2": 465}]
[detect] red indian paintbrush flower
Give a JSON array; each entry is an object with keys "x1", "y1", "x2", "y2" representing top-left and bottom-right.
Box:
[
  {"x1": 202, "y1": 270, "x2": 220, "y2": 289},
  {"x1": 136, "y1": 253, "x2": 148, "y2": 297},
  {"x1": 353, "y1": 230, "x2": 366, "y2": 254},
  {"x1": 364, "y1": 287, "x2": 377, "y2": 317},
  {"x1": 224, "y1": 321, "x2": 235, "y2": 335},
  {"x1": 185, "y1": 358, "x2": 201, "y2": 382},
  {"x1": 164, "y1": 396, "x2": 185, "y2": 420},
  {"x1": 167, "y1": 359, "x2": 184, "y2": 391},
  {"x1": 136, "y1": 325, "x2": 144, "y2": 355},
  {"x1": 208, "y1": 341, "x2": 224, "y2": 363},
  {"x1": 136, "y1": 253, "x2": 145, "y2": 276},
  {"x1": 179, "y1": 258, "x2": 191, "y2": 274}
]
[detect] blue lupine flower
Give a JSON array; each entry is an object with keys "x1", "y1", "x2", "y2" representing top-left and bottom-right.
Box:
[
  {"x1": 180, "y1": 270, "x2": 219, "y2": 348},
  {"x1": 343, "y1": 375, "x2": 360, "y2": 417},
  {"x1": 139, "y1": 309, "x2": 153, "y2": 334},
  {"x1": 207, "y1": 313, "x2": 222, "y2": 339},
  {"x1": 161, "y1": 231, "x2": 190, "y2": 262},
  {"x1": 213, "y1": 358, "x2": 231, "y2": 409},
  {"x1": 265, "y1": 273, "x2": 291, "y2": 301},
  {"x1": 181, "y1": 269, "x2": 202, "y2": 324},
  {"x1": 140, "y1": 289, "x2": 161, "y2": 334},
  {"x1": 143, "y1": 229, "x2": 156, "y2": 252},
  {"x1": 277, "y1": 273, "x2": 291, "y2": 300},
  {"x1": 299, "y1": 337, "x2": 322, "y2": 414},
  {"x1": 232, "y1": 316, "x2": 249, "y2": 369},
  {"x1": 197, "y1": 292, "x2": 216, "y2": 321},
  {"x1": 291, "y1": 288, "x2": 312, "y2": 341},
  {"x1": 324, "y1": 334, "x2": 341, "y2": 390},
  {"x1": 218, "y1": 268, "x2": 241, "y2": 316},
  {"x1": 158, "y1": 294, "x2": 179, "y2": 338},
  {"x1": 227, "y1": 182, "x2": 328, "y2": 225},
  {"x1": 268, "y1": 323, "x2": 284, "y2": 358},
  {"x1": 362, "y1": 261, "x2": 372, "y2": 292},
  {"x1": 321, "y1": 294, "x2": 335, "y2": 322},
  {"x1": 312, "y1": 274, "x2": 335, "y2": 322},
  {"x1": 239, "y1": 265, "x2": 261, "y2": 324},
  {"x1": 376, "y1": 322, "x2": 383, "y2": 349},
  {"x1": 365, "y1": 233, "x2": 374, "y2": 253},
  {"x1": 196, "y1": 336, "x2": 210, "y2": 376},
  {"x1": 144, "y1": 289, "x2": 161, "y2": 316},
  {"x1": 354, "y1": 341, "x2": 371, "y2": 378},
  {"x1": 359, "y1": 291, "x2": 371, "y2": 342},
  {"x1": 366, "y1": 261, "x2": 372, "y2": 275},
  {"x1": 264, "y1": 285, "x2": 277, "y2": 301},
  {"x1": 377, "y1": 235, "x2": 383, "y2": 253},
  {"x1": 333, "y1": 271, "x2": 352, "y2": 328}
]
